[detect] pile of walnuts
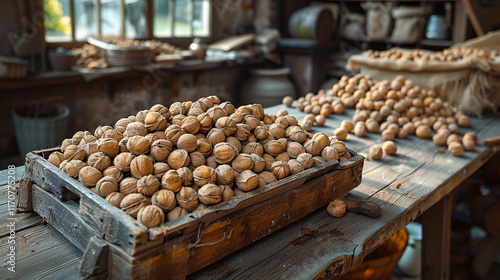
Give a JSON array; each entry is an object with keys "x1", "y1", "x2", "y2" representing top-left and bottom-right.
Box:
[
  {"x1": 47, "y1": 96, "x2": 352, "y2": 228},
  {"x1": 365, "y1": 47, "x2": 498, "y2": 62}
]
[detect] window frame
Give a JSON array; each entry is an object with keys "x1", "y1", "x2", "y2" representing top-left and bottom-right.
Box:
[{"x1": 42, "y1": 0, "x2": 215, "y2": 49}]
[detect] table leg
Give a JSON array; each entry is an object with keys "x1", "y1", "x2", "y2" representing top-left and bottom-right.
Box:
[{"x1": 421, "y1": 194, "x2": 451, "y2": 280}]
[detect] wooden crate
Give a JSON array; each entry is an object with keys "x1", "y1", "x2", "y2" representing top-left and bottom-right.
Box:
[{"x1": 17, "y1": 147, "x2": 364, "y2": 279}]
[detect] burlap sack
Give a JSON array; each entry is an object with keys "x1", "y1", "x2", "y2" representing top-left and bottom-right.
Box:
[
  {"x1": 391, "y1": 6, "x2": 432, "y2": 44},
  {"x1": 347, "y1": 30, "x2": 500, "y2": 116},
  {"x1": 339, "y1": 11, "x2": 366, "y2": 41},
  {"x1": 361, "y1": 2, "x2": 394, "y2": 42}
]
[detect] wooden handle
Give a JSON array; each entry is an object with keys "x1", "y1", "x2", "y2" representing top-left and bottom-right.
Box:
[{"x1": 483, "y1": 136, "x2": 500, "y2": 147}]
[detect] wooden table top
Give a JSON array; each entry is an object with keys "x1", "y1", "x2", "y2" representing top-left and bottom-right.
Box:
[{"x1": 1, "y1": 104, "x2": 499, "y2": 279}]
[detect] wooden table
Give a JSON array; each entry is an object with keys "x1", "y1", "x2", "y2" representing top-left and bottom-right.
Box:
[{"x1": 1, "y1": 104, "x2": 499, "y2": 279}]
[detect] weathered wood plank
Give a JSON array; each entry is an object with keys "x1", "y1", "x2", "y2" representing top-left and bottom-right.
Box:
[
  {"x1": 0, "y1": 166, "x2": 25, "y2": 186},
  {"x1": 421, "y1": 194, "x2": 452, "y2": 280}
]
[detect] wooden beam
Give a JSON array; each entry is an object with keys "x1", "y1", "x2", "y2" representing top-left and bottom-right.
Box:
[
  {"x1": 97, "y1": 0, "x2": 102, "y2": 36},
  {"x1": 462, "y1": 0, "x2": 489, "y2": 36},
  {"x1": 69, "y1": 0, "x2": 76, "y2": 41},
  {"x1": 421, "y1": 194, "x2": 452, "y2": 280},
  {"x1": 452, "y1": 2, "x2": 468, "y2": 43},
  {"x1": 121, "y1": 0, "x2": 126, "y2": 37},
  {"x1": 145, "y1": 0, "x2": 154, "y2": 39}
]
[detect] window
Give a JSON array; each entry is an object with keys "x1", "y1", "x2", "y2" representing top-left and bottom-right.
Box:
[{"x1": 43, "y1": 0, "x2": 212, "y2": 44}]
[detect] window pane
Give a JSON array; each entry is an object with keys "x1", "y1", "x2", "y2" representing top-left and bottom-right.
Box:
[
  {"x1": 125, "y1": 0, "x2": 147, "y2": 38},
  {"x1": 154, "y1": 0, "x2": 172, "y2": 37},
  {"x1": 44, "y1": 0, "x2": 72, "y2": 42},
  {"x1": 174, "y1": 0, "x2": 191, "y2": 37},
  {"x1": 193, "y1": 0, "x2": 210, "y2": 37},
  {"x1": 101, "y1": 0, "x2": 121, "y2": 36},
  {"x1": 74, "y1": 0, "x2": 98, "y2": 41}
]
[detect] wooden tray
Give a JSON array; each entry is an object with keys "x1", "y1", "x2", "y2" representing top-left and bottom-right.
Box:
[{"x1": 17, "y1": 147, "x2": 364, "y2": 279}]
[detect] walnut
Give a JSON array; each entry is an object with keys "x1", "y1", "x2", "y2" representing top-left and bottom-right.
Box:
[
  {"x1": 167, "y1": 206, "x2": 188, "y2": 222},
  {"x1": 242, "y1": 142, "x2": 264, "y2": 157},
  {"x1": 207, "y1": 128, "x2": 226, "y2": 147},
  {"x1": 340, "y1": 120, "x2": 354, "y2": 133},
  {"x1": 288, "y1": 159, "x2": 304, "y2": 175},
  {"x1": 130, "y1": 155, "x2": 154, "y2": 178},
  {"x1": 149, "y1": 104, "x2": 171, "y2": 120},
  {"x1": 287, "y1": 126, "x2": 307, "y2": 143},
  {"x1": 193, "y1": 165, "x2": 217, "y2": 189},
  {"x1": 197, "y1": 138, "x2": 212, "y2": 157},
  {"x1": 87, "y1": 152, "x2": 111, "y2": 171},
  {"x1": 153, "y1": 162, "x2": 170, "y2": 180},
  {"x1": 382, "y1": 141, "x2": 397, "y2": 155},
  {"x1": 251, "y1": 154, "x2": 266, "y2": 173},
  {"x1": 321, "y1": 146, "x2": 339, "y2": 162},
  {"x1": 236, "y1": 170, "x2": 259, "y2": 191},
  {"x1": 275, "y1": 116, "x2": 289, "y2": 129},
  {"x1": 113, "y1": 152, "x2": 135, "y2": 172},
  {"x1": 103, "y1": 166, "x2": 124, "y2": 182},
  {"x1": 219, "y1": 101, "x2": 235, "y2": 115},
  {"x1": 102, "y1": 130, "x2": 123, "y2": 142},
  {"x1": 78, "y1": 166, "x2": 103, "y2": 187},
  {"x1": 250, "y1": 104, "x2": 264, "y2": 120},
  {"x1": 94, "y1": 125, "x2": 113, "y2": 139},
  {"x1": 167, "y1": 149, "x2": 190, "y2": 169},
  {"x1": 233, "y1": 123, "x2": 251, "y2": 141},
  {"x1": 105, "y1": 192, "x2": 125, "y2": 208},
  {"x1": 463, "y1": 132, "x2": 478, "y2": 144},
  {"x1": 119, "y1": 177, "x2": 139, "y2": 195},
  {"x1": 176, "y1": 187, "x2": 199, "y2": 211},
  {"x1": 448, "y1": 142, "x2": 464, "y2": 157},
  {"x1": 97, "y1": 138, "x2": 119, "y2": 157},
  {"x1": 253, "y1": 126, "x2": 269, "y2": 140},
  {"x1": 312, "y1": 156, "x2": 326, "y2": 166},
  {"x1": 181, "y1": 116, "x2": 201, "y2": 135},
  {"x1": 191, "y1": 100, "x2": 208, "y2": 112},
  {"x1": 327, "y1": 199, "x2": 346, "y2": 217},
  {"x1": 269, "y1": 123, "x2": 286, "y2": 139},
  {"x1": 215, "y1": 164, "x2": 235, "y2": 186},
  {"x1": 197, "y1": 184, "x2": 222, "y2": 205},
  {"x1": 188, "y1": 107, "x2": 205, "y2": 117},
  {"x1": 215, "y1": 117, "x2": 237, "y2": 136},
  {"x1": 96, "y1": 176, "x2": 119, "y2": 197},
  {"x1": 169, "y1": 101, "x2": 188, "y2": 116},
  {"x1": 220, "y1": 185, "x2": 235, "y2": 201},
  {"x1": 226, "y1": 136, "x2": 242, "y2": 152},
  {"x1": 232, "y1": 153, "x2": 254, "y2": 173},
  {"x1": 150, "y1": 139, "x2": 173, "y2": 162},
  {"x1": 145, "y1": 112, "x2": 168, "y2": 132},
  {"x1": 354, "y1": 122, "x2": 367, "y2": 137},
  {"x1": 207, "y1": 107, "x2": 228, "y2": 125},
  {"x1": 61, "y1": 138, "x2": 76, "y2": 152},
  {"x1": 177, "y1": 167, "x2": 193, "y2": 187},
  {"x1": 151, "y1": 189, "x2": 177, "y2": 211},
  {"x1": 275, "y1": 152, "x2": 290, "y2": 162},
  {"x1": 137, "y1": 205, "x2": 165, "y2": 228},
  {"x1": 64, "y1": 145, "x2": 86, "y2": 161},
  {"x1": 331, "y1": 141, "x2": 347, "y2": 157},
  {"x1": 369, "y1": 144, "x2": 383, "y2": 160},
  {"x1": 334, "y1": 127, "x2": 348, "y2": 141},
  {"x1": 296, "y1": 153, "x2": 314, "y2": 169},
  {"x1": 300, "y1": 119, "x2": 313, "y2": 132},
  {"x1": 264, "y1": 140, "x2": 285, "y2": 156},
  {"x1": 237, "y1": 105, "x2": 252, "y2": 116},
  {"x1": 205, "y1": 156, "x2": 217, "y2": 168},
  {"x1": 72, "y1": 131, "x2": 86, "y2": 143},
  {"x1": 229, "y1": 112, "x2": 245, "y2": 124},
  {"x1": 137, "y1": 175, "x2": 160, "y2": 196},
  {"x1": 304, "y1": 140, "x2": 322, "y2": 156},
  {"x1": 171, "y1": 114, "x2": 186, "y2": 126},
  {"x1": 311, "y1": 133, "x2": 329, "y2": 150},
  {"x1": 259, "y1": 171, "x2": 277, "y2": 186},
  {"x1": 271, "y1": 161, "x2": 290, "y2": 179},
  {"x1": 165, "y1": 125, "x2": 186, "y2": 145},
  {"x1": 79, "y1": 134, "x2": 98, "y2": 146},
  {"x1": 62, "y1": 160, "x2": 86, "y2": 178},
  {"x1": 366, "y1": 121, "x2": 379, "y2": 134},
  {"x1": 263, "y1": 153, "x2": 275, "y2": 171},
  {"x1": 177, "y1": 134, "x2": 198, "y2": 153},
  {"x1": 115, "y1": 118, "x2": 132, "y2": 134},
  {"x1": 161, "y1": 170, "x2": 184, "y2": 192},
  {"x1": 416, "y1": 125, "x2": 432, "y2": 139},
  {"x1": 126, "y1": 122, "x2": 148, "y2": 137},
  {"x1": 463, "y1": 140, "x2": 475, "y2": 151},
  {"x1": 188, "y1": 151, "x2": 206, "y2": 169},
  {"x1": 243, "y1": 115, "x2": 260, "y2": 131},
  {"x1": 197, "y1": 113, "x2": 213, "y2": 134},
  {"x1": 135, "y1": 110, "x2": 148, "y2": 123},
  {"x1": 213, "y1": 143, "x2": 238, "y2": 164},
  {"x1": 446, "y1": 134, "x2": 461, "y2": 146},
  {"x1": 118, "y1": 137, "x2": 129, "y2": 153}
]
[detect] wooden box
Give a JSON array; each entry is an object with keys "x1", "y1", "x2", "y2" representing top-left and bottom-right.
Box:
[{"x1": 17, "y1": 148, "x2": 364, "y2": 279}]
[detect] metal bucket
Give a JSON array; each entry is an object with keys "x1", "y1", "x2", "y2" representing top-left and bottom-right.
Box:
[
  {"x1": 12, "y1": 102, "x2": 70, "y2": 159},
  {"x1": 288, "y1": 6, "x2": 334, "y2": 43}
]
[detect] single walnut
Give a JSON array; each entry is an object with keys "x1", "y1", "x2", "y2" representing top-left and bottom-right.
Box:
[
  {"x1": 137, "y1": 175, "x2": 160, "y2": 196},
  {"x1": 189, "y1": 151, "x2": 206, "y2": 169},
  {"x1": 167, "y1": 206, "x2": 188, "y2": 222},
  {"x1": 463, "y1": 132, "x2": 478, "y2": 144},
  {"x1": 259, "y1": 171, "x2": 277, "y2": 186},
  {"x1": 114, "y1": 152, "x2": 135, "y2": 172},
  {"x1": 130, "y1": 155, "x2": 154, "y2": 178},
  {"x1": 153, "y1": 162, "x2": 170, "y2": 180},
  {"x1": 137, "y1": 205, "x2": 165, "y2": 228},
  {"x1": 232, "y1": 153, "x2": 254, "y2": 173},
  {"x1": 220, "y1": 185, "x2": 235, "y2": 201},
  {"x1": 229, "y1": 112, "x2": 245, "y2": 124},
  {"x1": 215, "y1": 117, "x2": 237, "y2": 136},
  {"x1": 216, "y1": 164, "x2": 235, "y2": 186},
  {"x1": 243, "y1": 115, "x2": 260, "y2": 131},
  {"x1": 94, "y1": 125, "x2": 113, "y2": 139},
  {"x1": 149, "y1": 104, "x2": 171, "y2": 120},
  {"x1": 176, "y1": 187, "x2": 199, "y2": 211},
  {"x1": 237, "y1": 105, "x2": 252, "y2": 116},
  {"x1": 181, "y1": 116, "x2": 201, "y2": 135},
  {"x1": 150, "y1": 139, "x2": 173, "y2": 162},
  {"x1": 177, "y1": 167, "x2": 193, "y2": 187},
  {"x1": 177, "y1": 134, "x2": 198, "y2": 153},
  {"x1": 354, "y1": 122, "x2": 367, "y2": 137},
  {"x1": 135, "y1": 110, "x2": 148, "y2": 123},
  {"x1": 321, "y1": 146, "x2": 339, "y2": 162},
  {"x1": 62, "y1": 160, "x2": 86, "y2": 178},
  {"x1": 233, "y1": 123, "x2": 251, "y2": 141},
  {"x1": 126, "y1": 122, "x2": 148, "y2": 137},
  {"x1": 97, "y1": 138, "x2": 119, "y2": 157},
  {"x1": 119, "y1": 177, "x2": 139, "y2": 195},
  {"x1": 145, "y1": 112, "x2": 168, "y2": 132},
  {"x1": 197, "y1": 113, "x2": 213, "y2": 133},
  {"x1": 165, "y1": 125, "x2": 186, "y2": 145},
  {"x1": 263, "y1": 153, "x2": 275, "y2": 171},
  {"x1": 61, "y1": 138, "x2": 76, "y2": 152},
  {"x1": 270, "y1": 161, "x2": 290, "y2": 179},
  {"x1": 275, "y1": 152, "x2": 290, "y2": 162},
  {"x1": 327, "y1": 199, "x2": 346, "y2": 218},
  {"x1": 416, "y1": 125, "x2": 432, "y2": 139},
  {"x1": 206, "y1": 128, "x2": 226, "y2": 147},
  {"x1": 102, "y1": 130, "x2": 123, "y2": 142},
  {"x1": 448, "y1": 142, "x2": 464, "y2": 157},
  {"x1": 463, "y1": 140, "x2": 475, "y2": 151},
  {"x1": 169, "y1": 101, "x2": 188, "y2": 116},
  {"x1": 103, "y1": 166, "x2": 124, "y2": 182},
  {"x1": 87, "y1": 152, "x2": 111, "y2": 171},
  {"x1": 64, "y1": 145, "x2": 86, "y2": 161},
  {"x1": 205, "y1": 156, "x2": 218, "y2": 169},
  {"x1": 288, "y1": 159, "x2": 304, "y2": 175},
  {"x1": 269, "y1": 123, "x2": 286, "y2": 139},
  {"x1": 311, "y1": 133, "x2": 329, "y2": 150},
  {"x1": 331, "y1": 141, "x2": 347, "y2": 157},
  {"x1": 296, "y1": 153, "x2": 314, "y2": 169},
  {"x1": 79, "y1": 166, "x2": 103, "y2": 187},
  {"x1": 220, "y1": 101, "x2": 235, "y2": 115},
  {"x1": 213, "y1": 143, "x2": 238, "y2": 164},
  {"x1": 171, "y1": 114, "x2": 186, "y2": 126},
  {"x1": 287, "y1": 126, "x2": 307, "y2": 144},
  {"x1": 151, "y1": 189, "x2": 176, "y2": 211},
  {"x1": 79, "y1": 134, "x2": 98, "y2": 146},
  {"x1": 105, "y1": 192, "x2": 125, "y2": 208},
  {"x1": 334, "y1": 127, "x2": 348, "y2": 141},
  {"x1": 236, "y1": 170, "x2": 259, "y2": 192},
  {"x1": 72, "y1": 131, "x2": 86, "y2": 143},
  {"x1": 253, "y1": 126, "x2": 269, "y2": 140},
  {"x1": 193, "y1": 165, "x2": 217, "y2": 189},
  {"x1": 275, "y1": 116, "x2": 289, "y2": 129},
  {"x1": 167, "y1": 149, "x2": 190, "y2": 169},
  {"x1": 304, "y1": 140, "x2": 322, "y2": 156},
  {"x1": 96, "y1": 176, "x2": 119, "y2": 197},
  {"x1": 127, "y1": 136, "x2": 151, "y2": 155},
  {"x1": 369, "y1": 144, "x2": 383, "y2": 160},
  {"x1": 264, "y1": 140, "x2": 285, "y2": 156},
  {"x1": 340, "y1": 120, "x2": 354, "y2": 133},
  {"x1": 118, "y1": 137, "x2": 129, "y2": 153},
  {"x1": 242, "y1": 142, "x2": 264, "y2": 157},
  {"x1": 207, "y1": 106, "x2": 228, "y2": 125},
  {"x1": 382, "y1": 141, "x2": 397, "y2": 155},
  {"x1": 115, "y1": 118, "x2": 132, "y2": 134},
  {"x1": 251, "y1": 154, "x2": 266, "y2": 173},
  {"x1": 198, "y1": 184, "x2": 222, "y2": 205},
  {"x1": 197, "y1": 138, "x2": 213, "y2": 157},
  {"x1": 161, "y1": 170, "x2": 184, "y2": 192},
  {"x1": 312, "y1": 156, "x2": 326, "y2": 166},
  {"x1": 250, "y1": 104, "x2": 264, "y2": 120}
]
